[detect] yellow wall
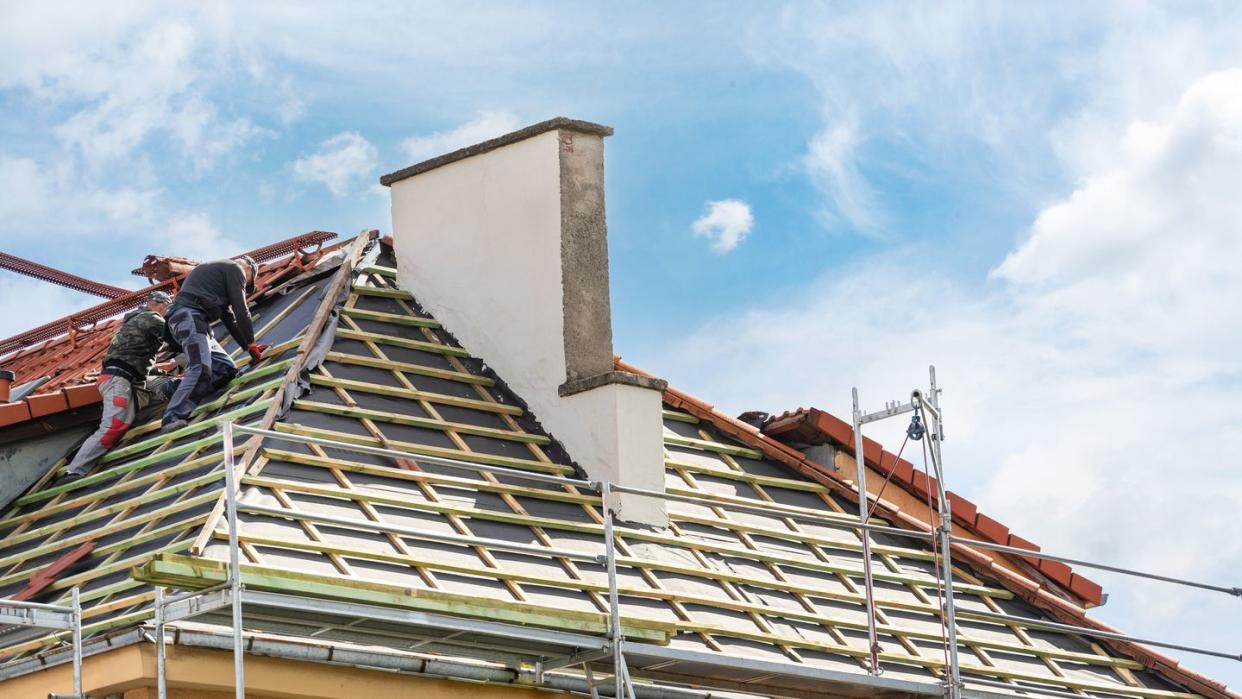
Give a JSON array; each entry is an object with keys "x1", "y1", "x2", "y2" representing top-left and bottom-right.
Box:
[{"x1": 0, "y1": 643, "x2": 562, "y2": 699}]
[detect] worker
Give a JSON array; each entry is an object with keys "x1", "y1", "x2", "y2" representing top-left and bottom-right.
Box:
[
  {"x1": 63, "y1": 291, "x2": 174, "y2": 479},
  {"x1": 158, "y1": 334, "x2": 239, "y2": 405},
  {"x1": 161, "y1": 256, "x2": 267, "y2": 433}
]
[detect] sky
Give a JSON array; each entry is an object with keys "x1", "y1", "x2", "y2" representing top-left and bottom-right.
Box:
[{"x1": 1, "y1": 0, "x2": 1240, "y2": 688}]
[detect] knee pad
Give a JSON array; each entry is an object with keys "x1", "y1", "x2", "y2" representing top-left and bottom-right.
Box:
[{"x1": 100, "y1": 418, "x2": 131, "y2": 448}]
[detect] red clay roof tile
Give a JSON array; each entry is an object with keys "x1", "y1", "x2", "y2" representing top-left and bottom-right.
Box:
[
  {"x1": 63, "y1": 384, "x2": 100, "y2": 408},
  {"x1": 0, "y1": 401, "x2": 32, "y2": 427},
  {"x1": 26, "y1": 391, "x2": 69, "y2": 418},
  {"x1": 1006, "y1": 534, "x2": 1041, "y2": 566},
  {"x1": 974, "y1": 513, "x2": 1010, "y2": 543},
  {"x1": 1038, "y1": 558, "x2": 1074, "y2": 587},
  {"x1": 946, "y1": 491, "x2": 977, "y2": 524},
  {"x1": 1069, "y1": 573, "x2": 1104, "y2": 604}
]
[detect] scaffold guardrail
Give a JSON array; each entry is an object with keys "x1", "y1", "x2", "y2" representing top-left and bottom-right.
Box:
[{"x1": 0, "y1": 587, "x2": 82, "y2": 698}]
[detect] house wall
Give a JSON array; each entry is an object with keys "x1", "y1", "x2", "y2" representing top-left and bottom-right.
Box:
[{"x1": 0, "y1": 644, "x2": 560, "y2": 698}]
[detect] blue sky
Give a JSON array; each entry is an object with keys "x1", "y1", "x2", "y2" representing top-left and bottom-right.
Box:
[{"x1": 2, "y1": 1, "x2": 1241, "y2": 688}]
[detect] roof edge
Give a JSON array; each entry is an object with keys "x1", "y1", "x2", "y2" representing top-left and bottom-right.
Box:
[{"x1": 379, "y1": 117, "x2": 614, "y2": 187}]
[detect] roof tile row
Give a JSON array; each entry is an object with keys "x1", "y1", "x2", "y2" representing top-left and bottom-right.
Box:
[{"x1": 0, "y1": 383, "x2": 101, "y2": 427}]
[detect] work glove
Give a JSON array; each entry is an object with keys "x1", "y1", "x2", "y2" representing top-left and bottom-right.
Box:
[{"x1": 247, "y1": 343, "x2": 268, "y2": 363}]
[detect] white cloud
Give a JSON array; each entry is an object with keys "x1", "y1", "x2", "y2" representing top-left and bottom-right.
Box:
[
  {"x1": 803, "y1": 121, "x2": 880, "y2": 233},
  {"x1": 30, "y1": 18, "x2": 260, "y2": 171},
  {"x1": 652, "y1": 70, "x2": 1242, "y2": 682},
  {"x1": 400, "y1": 111, "x2": 520, "y2": 164},
  {"x1": 752, "y1": 3, "x2": 1242, "y2": 235},
  {"x1": 0, "y1": 153, "x2": 161, "y2": 237},
  {"x1": 691, "y1": 199, "x2": 754, "y2": 253},
  {"x1": 994, "y1": 69, "x2": 1242, "y2": 364},
  {"x1": 0, "y1": 157, "x2": 49, "y2": 220},
  {"x1": 0, "y1": 277, "x2": 91, "y2": 344},
  {"x1": 292, "y1": 132, "x2": 378, "y2": 196},
  {"x1": 161, "y1": 213, "x2": 243, "y2": 260},
  {"x1": 167, "y1": 96, "x2": 266, "y2": 173}
]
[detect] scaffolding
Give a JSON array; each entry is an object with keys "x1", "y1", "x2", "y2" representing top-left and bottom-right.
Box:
[
  {"x1": 6, "y1": 370, "x2": 1239, "y2": 698},
  {"x1": 0, "y1": 587, "x2": 82, "y2": 698}
]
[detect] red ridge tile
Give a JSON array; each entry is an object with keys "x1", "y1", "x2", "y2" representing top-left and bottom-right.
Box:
[
  {"x1": 974, "y1": 513, "x2": 1010, "y2": 544},
  {"x1": 63, "y1": 384, "x2": 101, "y2": 408},
  {"x1": 946, "y1": 491, "x2": 977, "y2": 524},
  {"x1": 1039, "y1": 558, "x2": 1074, "y2": 587},
  {"x1": 909, "y1": 470, "x2": 938, "y2": 499},
  {"x1": 0, "y1": 401, "x2": 32, "y2": 427},
  {"x1": 814, "y1": 411, "x2": 854, "y2": 445},
  {"x1": 26, "y1": 391, "x2": 70, "y2": 418},
  {"x1": 892, "y1": 457, "x2": 915, "y2": 483},
  {"x1": 1069, "y1": 573, "x2": 1103, "y2": 606},
  {"x1": 1006, "y1": 534, "x2": 1041, "y2": 566},
  {"x1": 862, "y1": 438, "x2": 882, "y2": 466}
]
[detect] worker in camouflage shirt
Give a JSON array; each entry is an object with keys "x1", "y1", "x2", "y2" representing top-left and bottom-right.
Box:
[{"x1": 64, "y1": 291, "x2": 173, "y2": 479}]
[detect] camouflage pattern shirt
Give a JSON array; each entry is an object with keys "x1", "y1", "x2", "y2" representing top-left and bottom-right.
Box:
[{"x1": 101, "y1": 306, "x2": 166, "y2": 386}]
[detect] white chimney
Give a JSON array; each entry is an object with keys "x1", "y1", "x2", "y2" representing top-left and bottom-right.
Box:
[{"x1": 381, "y1": 118, "x2": 667, "y2": 526}]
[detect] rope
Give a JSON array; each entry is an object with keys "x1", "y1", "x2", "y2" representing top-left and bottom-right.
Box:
[
  {"x1": 860, "y1": 412, "x2": 919, "y2": 673},
  {"x1": 866, "y1": 433, "x2": 910, "y2": 522},
  {"x1": 864, "y1": 419, "x2": 914, "y2": 675}
]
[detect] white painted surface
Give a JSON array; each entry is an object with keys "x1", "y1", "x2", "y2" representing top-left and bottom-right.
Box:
[{"x1": 389, "y1": 127, "x2": 667, "y2": 526}]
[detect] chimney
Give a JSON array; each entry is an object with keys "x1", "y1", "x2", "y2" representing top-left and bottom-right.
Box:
[
  {"x1": 0, "y1": 370, "x2": 13, "y2": 403},
  {"x1": 381, "y1": 118, "x2": 668, "y2": 526}
]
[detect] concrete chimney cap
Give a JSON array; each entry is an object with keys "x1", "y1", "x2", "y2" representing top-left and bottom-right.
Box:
[{"x1": 379, "y1": 117, "x2": 613, "y2": 187}]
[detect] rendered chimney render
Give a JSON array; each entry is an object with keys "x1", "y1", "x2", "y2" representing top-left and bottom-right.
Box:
[{"x1": 0, "y1": 119, "x2": 1236, "y2": 699}]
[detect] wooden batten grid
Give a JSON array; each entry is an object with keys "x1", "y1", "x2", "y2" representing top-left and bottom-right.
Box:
[{"x1": 190, "y1": 230, "x2": 378, "y2": 555}]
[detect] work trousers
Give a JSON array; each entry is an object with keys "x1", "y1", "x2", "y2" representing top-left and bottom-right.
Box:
[
  {"x1": 164, "y1": 307, "x2": 237, "y2": 424},
  {"x1": 66, "y1": 374, "x2": 135, "y2": 476}
]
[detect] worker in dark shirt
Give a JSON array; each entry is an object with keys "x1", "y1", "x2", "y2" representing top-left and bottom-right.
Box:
[
  {"x1": 161, "y1": 256, "x2": 267, "y2": 432},
  {"x1": 64, "y1": 291, "x2": 173, "y2": 478}
]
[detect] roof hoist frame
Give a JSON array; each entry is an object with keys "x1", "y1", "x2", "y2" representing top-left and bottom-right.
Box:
[
  {"x1": 137, "y1": 420, "x2": 1240, "y2": 699},
  {"x1": 0, "y1": 587, "x2": 82, "y2": 698},
  {"x1": 852, "y1": 366, "x2": 963, "y2": 697}
]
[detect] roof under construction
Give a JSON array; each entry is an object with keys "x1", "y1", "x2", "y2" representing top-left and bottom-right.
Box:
[
  {"x1": 0, "y1": 231, "x2": 343, "y2": 436},
  {"x1": 0, "y1": 232, "x2": 1233, "y2": 699}
]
